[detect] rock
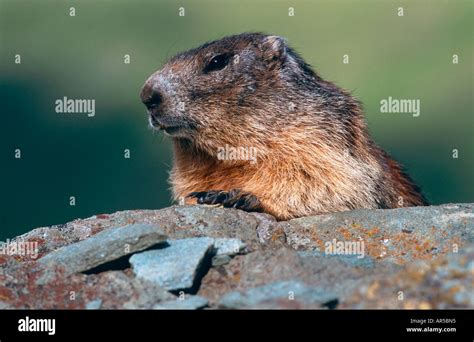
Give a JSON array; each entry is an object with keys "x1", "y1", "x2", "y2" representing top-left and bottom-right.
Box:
[
  {"x1": 153, "y1": 295, "x2": 209, "y2": 310},
  {"x1": 0, "y1": 267, "x2": 174, "y2": 309},
  {"x1": 1, "y1": 203, "x2": 473, "y2": 309},
  {"x1": 0, "y1": 301, "x2": 13, "y2": 309},
  {"x1": 211, "y1": 254, "x2": 233, "y2": 267},
  {"x1": 214, "y1": 238, "x2": 247, "y2": 256},
  {"x1": 18, "y1": 206, "x2": 274, "y2": 257},
  {"x1": 212, "y1": 238, "x2": 247, "y2": 266},
  {"x1": 38, "y1": 224, "x2": 168, "y2": 275},
  {"x1": 85, "y1": 299, "x2": 102, "y2": 310},
  {"x1": 198, "y1": 247, "x2": 399, "y2": 306},
  {"x1": 275, "y1": 203, "x2": 474, "y2": 264},
  {"x1": 129, "y1": 237, "x2": 214, "y2": 291},
  {"x1": 218, "y1": 280, "x2": 338, "y2": 309},
  {"x1": 99, "y1": 271, "x2": 175, "y2": 309},
  {"x1": 341, "y1": 246, "x2": 474, "y2": 309}
]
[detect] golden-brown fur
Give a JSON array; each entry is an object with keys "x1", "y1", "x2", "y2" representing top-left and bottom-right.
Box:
[{"x1": 140, "y1": 33, "x2": 427, "y2": 220}]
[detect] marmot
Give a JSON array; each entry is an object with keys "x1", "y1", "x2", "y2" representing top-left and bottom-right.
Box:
[{"x1": 140, "y1": 33, "x2": 427, "y2": 220}]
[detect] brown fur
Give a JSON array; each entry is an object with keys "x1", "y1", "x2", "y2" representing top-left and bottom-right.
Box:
[{"x1": 140, "y1": 33, "x2": 427, "y2": 220}]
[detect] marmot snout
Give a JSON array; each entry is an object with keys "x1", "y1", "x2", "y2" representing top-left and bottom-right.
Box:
[{"x1": 140, "y1": 32, "x2": 427, "y2": 220}]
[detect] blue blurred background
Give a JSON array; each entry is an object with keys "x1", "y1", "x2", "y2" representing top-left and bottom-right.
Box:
[{"x1": 0, "y1": 0, "x2": 472, "y2": 239}]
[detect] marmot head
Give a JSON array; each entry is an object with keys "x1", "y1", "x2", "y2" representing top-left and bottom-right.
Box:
[{"x1": 140, "y1": 33, "x2": 353, "y2": 154}]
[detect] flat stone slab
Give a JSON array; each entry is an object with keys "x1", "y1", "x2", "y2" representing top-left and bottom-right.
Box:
[
  {"x1": 129, "y1": 237, "x2": 214, "y2": 291},
  {"x1": 38, "y1": 224, "x2": 167, "y2": 275},
  {"x1": 218, "y1": 280, "x2": 338, "y2": 309},
  {"x1": 153, "y1": 295, "x2": 209, "y2": 310}
]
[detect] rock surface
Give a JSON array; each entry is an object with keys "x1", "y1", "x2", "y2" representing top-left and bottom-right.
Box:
[
  {"x1": 0, "y1": 203, "x2": 472, "y2": 309},
  {"x1": 218, "y1": 280, "x2": 338, "y2": 309},
  {"x1": 130, "y1": 237, "x2": 214, "y2": 291},
  {"x1": 38, "y1": 224, "x2": 168, "y2": 275},
  {"x1": 153, "y1": 295, "x2": 209, "y2": 310}
]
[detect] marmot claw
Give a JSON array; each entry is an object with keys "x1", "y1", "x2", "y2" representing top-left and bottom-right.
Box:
[{"x1": 187, "y1": 189, "x2": 263, "y2": 213}]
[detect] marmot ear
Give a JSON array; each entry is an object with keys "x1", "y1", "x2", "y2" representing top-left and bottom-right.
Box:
[{"x1": 260, "y1": 35, "x2": 287, "y2": 65}]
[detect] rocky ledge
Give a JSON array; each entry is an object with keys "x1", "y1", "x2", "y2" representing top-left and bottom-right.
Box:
[{"x1": 0, "y1": 204, "x2": 472, "y2": 309}]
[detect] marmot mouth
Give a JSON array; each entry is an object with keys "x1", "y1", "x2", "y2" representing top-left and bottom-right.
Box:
[
  {"x1": 149, "y1": 114, "x2": 195, "y2": 137},
  {"x1": 162, "y1": 125, "x2": 184, "y2": 135}
]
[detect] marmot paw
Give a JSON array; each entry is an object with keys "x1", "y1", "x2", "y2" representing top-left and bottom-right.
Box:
[{"x1": 187, "y1": 189, "x2": 263, "y2": 213}]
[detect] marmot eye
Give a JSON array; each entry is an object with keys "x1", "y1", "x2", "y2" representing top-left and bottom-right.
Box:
[{"x1": 204, "y1": 54, "x2": 230, "y2": 73}]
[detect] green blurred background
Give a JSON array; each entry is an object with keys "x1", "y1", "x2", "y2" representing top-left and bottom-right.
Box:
[{"x1": 0, "y1": 0, "x2": 472, "y2": 240}]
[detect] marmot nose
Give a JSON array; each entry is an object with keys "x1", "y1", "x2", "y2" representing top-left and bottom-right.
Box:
[{"x1": 140, "y1": 83, "x2": 163, "y2": 111}]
